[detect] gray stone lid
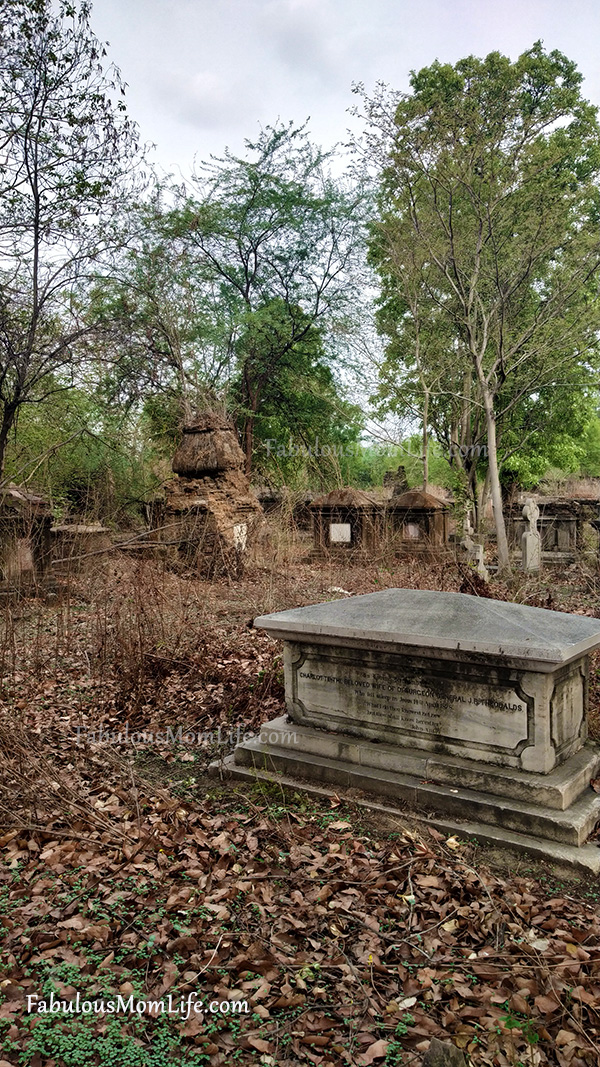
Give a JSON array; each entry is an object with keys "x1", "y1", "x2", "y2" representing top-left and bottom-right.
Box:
[
  {"x1": 390, "y1": 489, "x2": 447, "y2": 510},
  {"x1": 254, "y1": 588, "x2": 600, "y2": 667}
]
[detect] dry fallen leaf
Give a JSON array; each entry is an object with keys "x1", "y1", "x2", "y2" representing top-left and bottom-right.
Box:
[
  {"x1": 555, "y1": 1030, "x2": 578, "y2": 1047},
  {"x1": 445, "y1": 836, "x2": 462, "y2": 850},
  {"x1": 2, "y1": 571, "x2": 600, "y2": 1067},
  {"x1": 396, "y1": 996, "x2": 417, "y2": 1011},
  {"x1": 248, "y1": 1037, "x2": 272, "y2": 1053},
  {"x1": 534, "y1": 995, "x2": 560, "y2": 1014},
  {"x1": 359, "y1": 1039, "x2": 390, "y2": 1064}
]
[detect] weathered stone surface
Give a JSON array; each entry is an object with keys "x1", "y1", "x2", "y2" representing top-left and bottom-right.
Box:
[
  {"x1": 218, "y1": 749, "x2": 600, "y2": 874},
  {"x1": 279, "y1": 640, "x2": 590, "y2": 773},
  {"x1": 522, "y1": 530, "x2": 541, "y2": 573},
  {"x1": 288, "y1": 643, "x2": 533, "y2": 763},
  {"x1": 0, "y1": 485, "x2": 53, "y2": 588},
  {"x1": 152, "y1": 414, "x2": 263, "y2": 577},
  {"x1": 171, "y1": 413, "x2": 243, "y2": 476},
  {"x1": 236, "y1": 716, "x2": 600, "y2": 810},
  {"x1": 157, "y1": 469, "x2": 262, "y2": 576},
  {"x1": 241, "y1": 590, "x2": 600, "y2": 860},
  {"x1": 254, "y1": 588, "x2": 600, "y2": 667},
  {"x1": 387, "y1": 489, "x2": 450, "y2": 549},
  {"x1": 233, "y1": 721, "x2": 600, "y2": 845},
  {"x1": 522, "y1": 498, "x2": 542, "y2": 573},
  {"x1": 384, "y1": 464, "x2": 409, "y2": 495},
  {"x1": 421, "y1": 1037, "x2": 467, "y2": 1067},
  {"x1": 310, "y1": 488, "x2": 382, "y2": 553},
  {"x1": 508, "y1": 496, "x2": 599, "y2": 556}
]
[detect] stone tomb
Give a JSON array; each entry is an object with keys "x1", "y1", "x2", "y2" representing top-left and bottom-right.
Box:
[
  {"x1": 225, "y1": 589, "x2": 600, "y2": 872},
  {"x1": 387, "y1": 489, "x2": 450, "y2": 551},
  {"x1": 310, "y1": 489, "x2": 382, "y2": 553},
  {"x1": 521, "y1": 498, "x2": 541, "y2": 574},
  {"x1": 0, "y1": 486, "x2": 53, "y2": 592},
  {"x1": 507, "y1": 497, "x2": 600, "y2": 562}
]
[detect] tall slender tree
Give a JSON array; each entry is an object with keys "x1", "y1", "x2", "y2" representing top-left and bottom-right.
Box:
[
  {"x1": 359, "y1": 44, "x2": 600, "y2": 571},
  {"x1": 170, "y1": 123, "x2": 365, "y2": 473},
  {"x1": 0, "y1": 0, "x2": 139, "y2": 477}
]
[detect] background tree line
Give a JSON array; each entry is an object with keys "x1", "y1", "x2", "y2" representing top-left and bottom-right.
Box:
[{"x1": 2, "y1": 0, "x2": 600, "y2": 557}]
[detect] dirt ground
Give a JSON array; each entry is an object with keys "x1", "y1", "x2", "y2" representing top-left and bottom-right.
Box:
[{"x1": 1, "y1": 529, "x2": 599, "y2": 1066}]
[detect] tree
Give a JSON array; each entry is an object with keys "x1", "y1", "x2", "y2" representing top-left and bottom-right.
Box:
[
  {"x1": 0, "y1": 0, "x2": 139, "y2": 477},
  {"x1": 368, "y1": 215, "x2": 491, "y2": 516},
  {"x1": 3, "y1": 382, "x2": 158, "y2": 520},
  {"x1": 232, "y1": 299, "x2": 364, "y2": 485},
  {"x1": 359, "y1": 44, "x2": 600, "y2": 571},
  {"x1": 170, "y1": 123, "x2": 365, "y2": 473},
  {"x1": 87, "y1": 188, "x2": 229, "y2": 420}
]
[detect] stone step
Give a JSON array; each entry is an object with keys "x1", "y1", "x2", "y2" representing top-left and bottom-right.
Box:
[
  {"x1": 255, "y1": 716, "x2": 600, "y2": 811},
  {"x1": 216, "y1": 753, "x2": 600, "y2": 877},
  {"x1": 233, "y1": 737, "x2": 600, "y2": 847}
]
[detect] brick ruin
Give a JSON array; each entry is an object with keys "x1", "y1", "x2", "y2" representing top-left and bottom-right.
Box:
[
  {"x1": 0, "y1": 486, "x2": 53, "y2": 592},
  {"x1": 151, "y1": 413, "x2": 263, "y2": 577}
]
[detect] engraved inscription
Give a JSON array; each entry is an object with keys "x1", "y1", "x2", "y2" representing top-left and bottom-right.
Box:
[{"x1": 294, "y1": 657, "x2": 529, "y2": 753}]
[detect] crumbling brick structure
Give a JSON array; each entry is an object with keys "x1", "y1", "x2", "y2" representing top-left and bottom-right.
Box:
[{"x1": 152, "y1": 414, "x2": 263, "y2": 577}]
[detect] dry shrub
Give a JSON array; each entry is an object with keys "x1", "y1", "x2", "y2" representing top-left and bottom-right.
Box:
[
  {"x1": 0, "y1": 713, "x2": 144, "y2": 842},
  {"x1": 90, "y1": 560, "x2": 210, "y2": 699}
]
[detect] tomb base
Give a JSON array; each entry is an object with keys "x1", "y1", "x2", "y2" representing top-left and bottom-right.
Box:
[{"x1": 218, "y1": 716, "x2": 600, "y2": 873}]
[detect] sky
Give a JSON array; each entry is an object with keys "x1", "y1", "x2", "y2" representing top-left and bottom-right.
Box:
[{"x1": 89, "y1": 0, "x2": 600, "y2": 181}]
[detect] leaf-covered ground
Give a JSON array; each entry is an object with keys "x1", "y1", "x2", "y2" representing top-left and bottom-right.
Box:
[{"x1": 0, "y1": 551, "x2": 599, "y2": 1066}]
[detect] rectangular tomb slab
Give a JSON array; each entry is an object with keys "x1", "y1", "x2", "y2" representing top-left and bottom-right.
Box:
[
  {"x1": 225, "y1": 590, "x2": 600, "y2": 869},
  {"x1": 254, "y1": 590, "x2": 600, "y2": 774},
  {"x1": 255, "y1": 588, "x2": 600, "y2": 668}
]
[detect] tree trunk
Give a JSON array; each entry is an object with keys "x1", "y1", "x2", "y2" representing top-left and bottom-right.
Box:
[
  {"x1": 481, "y1": 390, "x2": 511, "y2": 574},
  {"x1": 460, "y1": 369, "x2": 471, "y2": 444},
  {"x1": 468, "y1": 462, "x2": 479, "y2": 528},
  {"x1": 477, "y1": 466, "x2": 491, "y2": 529},
  {"x1": 422, "y1": 387, "x2": 429, "y2": 491},
  {"x1": 0, "y1": 404, "x2": 17, "y2": 483},
  {"x1": 241, "y1": 361, "x2": 259, "y2": 477},
  {"x1": 243, "y1": 415, "x2": 254, "y2": 477}
]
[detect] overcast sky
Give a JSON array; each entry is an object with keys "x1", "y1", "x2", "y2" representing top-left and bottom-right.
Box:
[{"x1": 89, "y1": 0, "x2": 600, "y2": 180}]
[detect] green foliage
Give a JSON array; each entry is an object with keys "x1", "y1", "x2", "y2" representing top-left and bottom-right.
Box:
[
  {"x1": 397, "y1": 436, "x2": 456, "y2": 490},
  {"x1": 233, "y1": 299, "x2": 364, "y2": 485},
  {"x1": 141, "y1": 393, "x2": 186, "y2": 456},
  {"x1": 0, "y1": 955, "x2": 207, "y2": 1066},
  {"x1": 342, "y1": 444, "x2": 402, "y2": 488},
  {"x1": 579, "y1": 416, "x2": 600, "y2": 477},
  {"x1": 0, "y1": 0, "x2": 140, "y2": 475},
  {"x1": 88, "y1": 186, "x2": 227, "y2": 415},
  {"x1": 3, "y1": 386, "x2": 161, "y2": 521},
  {"x1": 89, "y1": 128, "x2": 365, "y2": 478},
  {"x1": 499, "y1": 389, "x2": 599, "y2": 488},
  {"x1": 170, "y1": 122, "x2": 365, "y2": 469},
  {"x1": 15, "y1": 1015, "x2": 204, "y2": 1067},
  {"x1": 361, "y1": 43, "x2": 600, "y2": 519},
  {"x1": 500, "y1": 1005, "x2": 540, "y2": 1048},
  {"x1": 385, "y1": 1012, "x2": 415, "y2": 1065}
]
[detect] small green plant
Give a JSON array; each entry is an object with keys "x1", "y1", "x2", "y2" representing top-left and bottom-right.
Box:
[
  {"x1": 18, "y1": 1015, "x2": 207, "y2": 1067},
  {"x1": 385, "y1": 1013, "x2": 415, "y2": 1065},
  {"x1": 500, "y1": 1006, "x2": 540, "y2": 1065}
]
